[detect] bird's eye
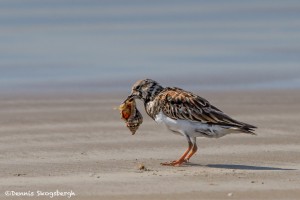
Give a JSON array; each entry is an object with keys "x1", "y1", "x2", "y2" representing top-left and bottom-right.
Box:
[{"x1": 136, "y1": 85, "x2": 141, "y2": 90}]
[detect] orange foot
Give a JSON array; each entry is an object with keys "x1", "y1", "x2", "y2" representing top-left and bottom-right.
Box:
[{"x1": 160, "y1": 159, "x2": 185, "y2": 166}]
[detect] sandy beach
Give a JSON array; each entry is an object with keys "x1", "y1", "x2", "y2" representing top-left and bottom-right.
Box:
[
  {"x1": 2, "y1": 0, "x2": 300, "y2": 199},
  {"x1": 0, "y1": 89, "x2": 299, "y2": 200}
]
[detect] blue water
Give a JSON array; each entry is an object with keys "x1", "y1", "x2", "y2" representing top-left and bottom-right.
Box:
[{"x1": 1, "y1": 0, "x2": 300, "y2": 93}]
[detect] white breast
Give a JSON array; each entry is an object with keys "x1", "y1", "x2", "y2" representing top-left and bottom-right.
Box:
[{"x1": 154, "y1": 111, "x2": 228, "y2": 138}]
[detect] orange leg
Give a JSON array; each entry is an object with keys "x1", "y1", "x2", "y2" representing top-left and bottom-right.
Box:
[
  {"x1": 161, "y1": 142, "x2": 192, "y2": 166},
  {"x1": 184, "y1": 144, "x2": 198, "y2": 162}
]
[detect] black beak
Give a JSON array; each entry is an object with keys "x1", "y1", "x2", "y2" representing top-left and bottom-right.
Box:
[
  {"x1": 122, "y1": 94, "x2": 135, "y2": 103},
  {"x1": 127, "y1": 94, "x2": 134, "y2": 100}
]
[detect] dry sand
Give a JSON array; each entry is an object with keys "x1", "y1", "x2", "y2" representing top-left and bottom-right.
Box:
[{"x1": 0, "y1": 90, "x2": 299, "y2": 200}]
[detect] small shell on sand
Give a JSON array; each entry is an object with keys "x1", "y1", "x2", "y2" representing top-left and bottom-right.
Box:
[{"x1": 138, "y1": 164, "x2": 146, "y2": 170}]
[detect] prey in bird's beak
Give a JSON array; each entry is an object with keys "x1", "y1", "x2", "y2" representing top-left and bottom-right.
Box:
[{"x1": 119, "y1": 96, "x2": 143, "y2": 135}]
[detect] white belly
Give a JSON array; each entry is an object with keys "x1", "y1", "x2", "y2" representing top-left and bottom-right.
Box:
[{"x1": 155, "y1": 111, "x2": 230, "y2": 138}]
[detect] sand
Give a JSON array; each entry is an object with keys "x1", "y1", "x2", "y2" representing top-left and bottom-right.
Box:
[{"x1": 0, "y1": 89, "x2": 299, "y2": 200}]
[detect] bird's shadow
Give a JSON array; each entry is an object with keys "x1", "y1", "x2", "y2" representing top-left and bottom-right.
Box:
[{"x1": 185, "y1": 163, "x2": 296, "y2": 171}]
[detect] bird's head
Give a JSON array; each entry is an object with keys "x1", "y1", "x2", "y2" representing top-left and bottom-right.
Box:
[{"x1": 127, "y1": 79, "x2": 164, "y2": 102}]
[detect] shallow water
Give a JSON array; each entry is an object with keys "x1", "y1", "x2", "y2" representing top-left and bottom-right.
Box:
[{"x1": 1, "y1": 0, "x2": 300, "y2": 93}]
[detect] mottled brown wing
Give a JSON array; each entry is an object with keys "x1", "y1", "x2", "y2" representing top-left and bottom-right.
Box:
[{"x1": 158, "y1": 87, "x2": 252, "y2": 128}]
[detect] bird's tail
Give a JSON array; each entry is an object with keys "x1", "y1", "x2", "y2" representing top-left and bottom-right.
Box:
[
  {"x1": 226, "y1": 123, "x2": 257, "y2": 135},
  {"x1": 239, "y1": 124, "x2": 257, "y2": 135},
  {"x1": 209, "y1": 108, "x2": 257, "y2": 135}
]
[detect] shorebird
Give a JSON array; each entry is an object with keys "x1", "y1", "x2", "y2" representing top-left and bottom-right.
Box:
[{"x1": 126, "y1": 79, "x2": 257, "y2": 166}]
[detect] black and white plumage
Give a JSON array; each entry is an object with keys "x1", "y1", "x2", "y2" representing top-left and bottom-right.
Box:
[{"x1": 127, "y1": 79, "x2": 257, "y2": 166}]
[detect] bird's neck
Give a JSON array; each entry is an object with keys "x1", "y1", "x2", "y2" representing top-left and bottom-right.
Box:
[
  {"x1": 143, "y1": 85, "x2": 164, "y2": 104},
  {"x1": 143, "y1": 85, "x2": 164, "y2": 120}
]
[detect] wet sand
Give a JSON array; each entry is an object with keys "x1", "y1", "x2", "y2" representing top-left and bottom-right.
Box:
[{"x1": 0, "y1": 89, "x2": 299, "y2": 199}]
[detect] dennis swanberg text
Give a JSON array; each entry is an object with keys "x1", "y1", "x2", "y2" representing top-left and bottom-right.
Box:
[{"x1": 5, "y1": 190, "x2": 75, "y2": 198}]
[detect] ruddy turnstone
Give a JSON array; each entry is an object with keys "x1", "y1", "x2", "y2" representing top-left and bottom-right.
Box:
[{"x1": 126, "y1": 79, "x2": 257, "y2": 166}]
